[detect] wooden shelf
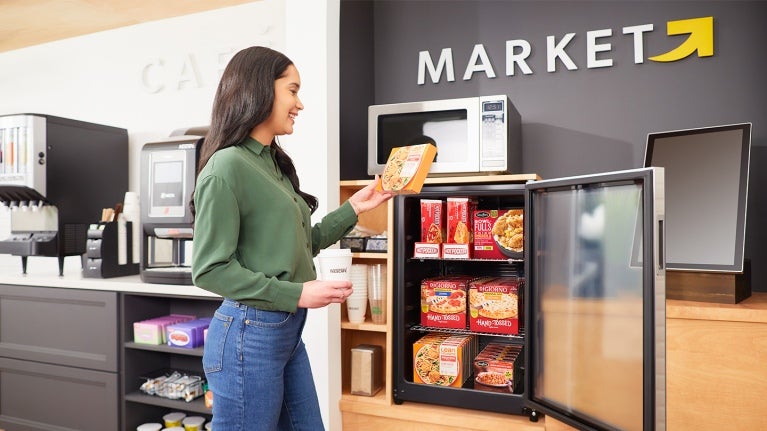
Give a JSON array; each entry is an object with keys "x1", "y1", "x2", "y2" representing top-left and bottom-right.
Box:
[
  {"x1": 341, "y1": 320, "x2": 387, "y2": 332},
  {"x1": 352, "y1": 252, "x2": 387, "y2": 259}
]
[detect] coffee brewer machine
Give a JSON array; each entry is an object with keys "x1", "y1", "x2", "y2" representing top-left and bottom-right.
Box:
[
  {"x1": 139, "y1": 129, "x2": 205, "y2": 285},
  {"x1": 0, "y1": 114, "x2": 128, "y2": 275}
]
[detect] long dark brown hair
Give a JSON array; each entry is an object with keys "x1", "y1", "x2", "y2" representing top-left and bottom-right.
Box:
[{"x1": 190, "y1": 46, "x2": 318, "y2": 216}]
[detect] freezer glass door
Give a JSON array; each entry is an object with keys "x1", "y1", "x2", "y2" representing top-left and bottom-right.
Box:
[{"x1": 524, "y1": 168, "x2": 665, "y2": 431}]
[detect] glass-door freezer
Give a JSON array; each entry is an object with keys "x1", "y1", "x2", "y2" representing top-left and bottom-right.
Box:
[{"x1": 392, "y1": 168, "x2": 665, "y2": 430}]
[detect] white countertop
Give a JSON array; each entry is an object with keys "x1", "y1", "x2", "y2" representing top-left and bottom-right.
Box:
[{"x1": 0, "y1": 254, "x2": 219, "y2": 298}]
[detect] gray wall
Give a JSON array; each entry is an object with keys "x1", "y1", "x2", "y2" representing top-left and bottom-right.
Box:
[{"x1": 339, "y1": 1, "x2": 767, "y2": 292}]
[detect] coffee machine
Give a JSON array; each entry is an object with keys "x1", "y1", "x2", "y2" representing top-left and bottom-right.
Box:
[
  {"x1": 0, "y1": 114, "x2": 128, "y2": 275},
  {"x1": 139, "y1": 128, "x2": 206, "y2": 285}
]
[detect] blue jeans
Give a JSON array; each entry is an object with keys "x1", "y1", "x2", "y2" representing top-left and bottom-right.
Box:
[{"x1": 203, "y1": 298, "x2": 324, "y2": 431}]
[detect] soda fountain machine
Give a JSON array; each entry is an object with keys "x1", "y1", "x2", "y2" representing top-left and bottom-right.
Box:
[{"x1": 0, "y1": 114, "x2": 128, "y2": 275}]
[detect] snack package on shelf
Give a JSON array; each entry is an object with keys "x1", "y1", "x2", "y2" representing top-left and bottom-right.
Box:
[
  {"x1": 413, "y1": 333, "x2": 478, "y2": 388},
  {"x1": 414, "y1": 199, "x2": 445, "y2": 258},
  {"x1": 420, "y1": 275, "x2": 478, "y2": 329},
  {"x1": 140, "y1": 370, "x2": 206, "y2": 402},
  {"x1": 469, "y1": 276, "x2": 524, "y2": 335},
  {"x1": 444, "y1": 197, "x2": 477, "y2": 259},
  {"x1": 133, "y1": 314, "x2": 196, "y2": 345},
  {"x1": 473, "y1": 342, "x2": 523, "y2": 394}
]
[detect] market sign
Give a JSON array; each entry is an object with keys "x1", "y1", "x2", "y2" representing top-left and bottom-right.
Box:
[{"x1": 417, "y1": 16, "x2": 714, "y2": 85}]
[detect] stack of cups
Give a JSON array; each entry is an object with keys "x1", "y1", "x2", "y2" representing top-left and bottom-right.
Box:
[
  {"x1": 368, "y1": 264, "x2": 387, "y2": 324},
  {"x1": 347, "y1": 264, "x2": 369, "y2": 323}
]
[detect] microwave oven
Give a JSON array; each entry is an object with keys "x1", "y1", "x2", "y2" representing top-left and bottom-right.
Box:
[{"x1": 367, "y1": 95, "x2": 521, "y2": 176}]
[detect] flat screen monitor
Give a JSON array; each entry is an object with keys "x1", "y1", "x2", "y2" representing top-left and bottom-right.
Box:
[{"x1": 644, "y1": 123, "x2": 751, "y2": 272}]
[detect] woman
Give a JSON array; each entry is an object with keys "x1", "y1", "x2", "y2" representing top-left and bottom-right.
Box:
[{"x1": 191, "y1": 46, "x2": 392, "y2": 430}]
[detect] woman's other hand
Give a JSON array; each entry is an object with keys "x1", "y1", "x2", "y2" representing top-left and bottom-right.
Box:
[
  {"x1": 298, "y1": 279, "x2": 354, "y2": 308},
  {"x1": 348, "y1": 176, "x2": 394, "y2": 215}
]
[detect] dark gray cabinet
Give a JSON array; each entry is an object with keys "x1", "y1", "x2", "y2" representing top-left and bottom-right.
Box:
[
  {"x1": 121, "y1": 293, "x2": 218, "y2": 431},
  {"x1": 0, "y1": 284, "x2": 119, "y2": 430}
]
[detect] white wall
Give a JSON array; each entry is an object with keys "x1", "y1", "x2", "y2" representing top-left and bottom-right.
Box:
[{"x1": 0, "y1": 1, "x2": 342, "y2": 429}]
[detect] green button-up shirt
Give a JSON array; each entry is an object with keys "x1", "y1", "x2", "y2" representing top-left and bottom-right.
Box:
[{"x1": 191, "y1": 136, "x2": 357, "y2": 312}]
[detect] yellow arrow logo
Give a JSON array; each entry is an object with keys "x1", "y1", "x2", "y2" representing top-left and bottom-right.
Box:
[{"x1": 649, "y1": 16, "x2": 714, "y2": 62}]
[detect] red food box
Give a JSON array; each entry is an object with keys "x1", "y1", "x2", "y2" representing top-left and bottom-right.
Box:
[
  {"x1": 445, "y1": 197, "x2": 476, "y2": 259},
  {"x1": 420, "y1": 275, "x2": 475, "y2": 329},
  {"x1": 469, "y1": 276, "x2": 523, "y2": 335},
  {"x1": 473, "y1": 342, "x2": 522, "y2": 393},
  {"x1": 414, "y1": 199, "x2": 445, "y2": 258},
  {"x1": 420, "y1": 199, "x2": 446, "y2": 243},
  {"x1": 473, "y1": 209, "x2": 505, "y2": 260}
]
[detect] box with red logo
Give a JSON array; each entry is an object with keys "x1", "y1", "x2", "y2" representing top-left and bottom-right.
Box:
[
  {"x1": 413, "y1": 333, "x2": 478, "y2": 387},
  {"x1": 468, "y1": 276, "x2": 523, "y2": 335},
  {"x1": 414, "y1": 199, "x2": 445, "y2": 258},
  {"x1": 445, "y1": 197, "x2": 476, "y2": 259},
  {"x1": 420, "y1": 275, "x2": 476, "y2": 329},
  {"x1": 166, "y1": 317, "x2": 212, "y2": 349},
  {"x1": 472, "y1": 209, "x2": 506, "y2": 260},
  {"x1": 472, "y1": 342, "x2": 523, "y2": 393}
]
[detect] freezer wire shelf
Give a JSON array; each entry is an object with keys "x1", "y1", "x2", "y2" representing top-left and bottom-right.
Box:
[
  {"x1": 409, "y1": 324, "x2": 525, "y2": 340},
  {"x1": 410, "y1": 256, "x2": 523, "y2": 264}
]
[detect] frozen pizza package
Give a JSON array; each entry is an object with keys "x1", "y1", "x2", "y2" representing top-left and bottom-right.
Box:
[{"x1": 377, "y1": 143, "x2": 437, "y2": 194}]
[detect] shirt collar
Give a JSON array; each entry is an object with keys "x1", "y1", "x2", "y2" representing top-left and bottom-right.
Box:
[{"x1": 243, "y1": 135, "x2": 269, "y2": 156}]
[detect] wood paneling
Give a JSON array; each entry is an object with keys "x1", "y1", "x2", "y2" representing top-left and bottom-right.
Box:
[{"x1": 0, "y1": 0, "x2": 256, "y2": 53}]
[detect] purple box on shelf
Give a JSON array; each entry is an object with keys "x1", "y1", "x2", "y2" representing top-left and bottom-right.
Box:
[
  {"x1": 166, "y1": 317, "x2": 212, "y2": 349},
  {"x1": 133, "y1": 314, "x2": 196, "y2": 345}
]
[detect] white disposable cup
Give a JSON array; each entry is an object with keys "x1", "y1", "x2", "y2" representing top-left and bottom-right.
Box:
[
  {"x1": 346, "y1": 296, "x2": 367, "y2": 323},
  {"x1": 317, "y1": 248, "x2": 352, "y2": 281},
  {"x1": 137, "y1": 424, "x2": 163, "y2": 431},
  {"x1": 350, "y1": 264, "x2": 368, "y2": 295}
]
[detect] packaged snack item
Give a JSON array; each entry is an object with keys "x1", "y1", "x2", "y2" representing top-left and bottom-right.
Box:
[
  {"x1": 469, "y1": 276, "x2": 523, "y2": 335},
  {"x1": 445, "y1": 197, "x2": 476, "y2": 259},
  {"x1": 420, "y1": 275, "x2": 478, "y2": 329},
  {"x1": 473, "y1": 208, "x2": 523, "y2": 260},
  {"x1": 377, "y1": 143, "x2": 437, "y2": 194},
  {"x1": 414, "y1": 199, "x2": 445, "y2": 258},
  {"x1": 413, "y1": 333, "x2": 478, "y2": 388},
  {"x1": 473, "y1": 342, "x2": 523, "y2": 393}
]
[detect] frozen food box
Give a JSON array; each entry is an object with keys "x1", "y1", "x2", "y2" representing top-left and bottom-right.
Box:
[
  {"x1": 445, "y1": 197, "x2": 476, "y2": 259},
  {"x1": 473, "y1": 208, "x2": 523, "y2": 260},
  {"x1": 473, "y1": 342, "x2": 523, "y2": 393},
  {"x1": 420, "y1": 199, "x2": 446, "y2": 244},
  {"x1": 414, "y1": 199, "x2": 446, "y2": 258},
  {"x1": 413, "y1": 333, "x2": 478, "y2": 388},
  {"x1": 377, "y1": 143, "x2": 437, "y2": 194},
  {"x1": 420, "y1": 275, "x2": 477, "y2": 329},
  {"x1": 469, "y1": 276, "x2": 523, "y2": 335}
]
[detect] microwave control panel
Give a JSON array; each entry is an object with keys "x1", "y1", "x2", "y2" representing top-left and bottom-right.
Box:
[{"x1": 479, "y1": 97, "x2": 508, "y2": 168}]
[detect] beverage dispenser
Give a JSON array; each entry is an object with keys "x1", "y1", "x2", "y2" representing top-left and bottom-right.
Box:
[
  {"x1": 139, "y1": 130, "x2": 204, "y2": 285},
  {"x1": 0, "y1": 114, "x2": 128, "y2": 275}
]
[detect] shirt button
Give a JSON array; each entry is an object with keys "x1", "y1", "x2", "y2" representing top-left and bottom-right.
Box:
[
  {"x1": 302, "y1": 221, "x2": 305, "y2": 227},
  {"x1": 293, "y1": 197, "x2": 298, "y2": 202}
]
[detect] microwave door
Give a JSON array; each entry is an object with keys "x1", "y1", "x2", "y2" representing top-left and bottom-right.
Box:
[{"x1": 523, "y1": 168, "x2": 666, "y2": 431}]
